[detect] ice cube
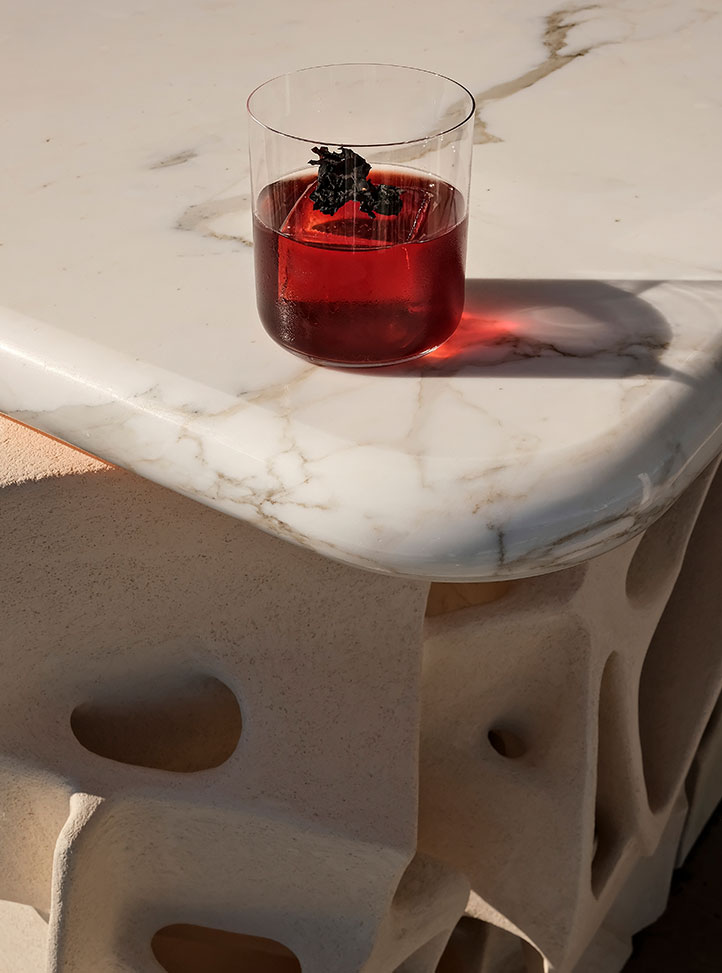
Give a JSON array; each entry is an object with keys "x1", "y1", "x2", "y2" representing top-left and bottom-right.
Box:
[{"x1": 281, "y1": 180, "x2": 432, "y2": 249}]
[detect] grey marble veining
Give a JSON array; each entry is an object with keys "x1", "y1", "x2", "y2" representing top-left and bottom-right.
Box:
[{"x1": 1, "y1": 0, "x2": 721, "y2": 579}]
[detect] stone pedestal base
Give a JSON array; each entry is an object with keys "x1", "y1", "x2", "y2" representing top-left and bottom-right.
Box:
[{"x1": 1, "y1": 417, "x2": 721, "y2": 972}]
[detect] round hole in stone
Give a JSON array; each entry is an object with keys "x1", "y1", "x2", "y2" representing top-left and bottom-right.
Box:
[
  {"x1": 151, "y1": 924, "x2": 301, "y2": 972},
  {"x1": 70, "y1": 672, "x2": 241, "y2": 772},
  {"x1": 487, "y1": 727, "x2": 526, "y2": 759}
]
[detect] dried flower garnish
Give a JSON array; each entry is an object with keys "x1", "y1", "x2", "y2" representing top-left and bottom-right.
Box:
[{"x1": 308, "y1": 146, "x2": 403, "y2": 219}]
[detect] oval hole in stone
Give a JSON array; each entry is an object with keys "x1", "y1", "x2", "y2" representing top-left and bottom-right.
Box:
[
  {"x1": 70, "y1": 672, "x2": 241, "y2": 772},
  {"x1": 151, "y1": 924, "x2": 301, "y2": 972},
  {"x1": 487, "y1": 727, "x2": 526, "y2": 759},
  {"x1": 625, "y1": 474, "x2": 711, "y2": 607},
  {"x1": 591, "y1": 654, "x2": 627, "y2": 897},
  {"x1": 436, "y1": 918, "x2": 543, "y2": 973},
  {"x1": 639, "y1": 463, "x2": 722, "y2": 811},
  {"x1": 425, "y1": 581, "x2": 512, "y2": 617}
]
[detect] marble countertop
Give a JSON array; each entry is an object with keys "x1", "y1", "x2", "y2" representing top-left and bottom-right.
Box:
[{"x1": 1, "y1": 0, "x2": 721, "y2": 580}]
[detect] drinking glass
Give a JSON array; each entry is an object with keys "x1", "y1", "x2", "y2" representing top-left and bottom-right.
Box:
[{"x1": 247, "y1": 63, "x2": 475, "y2": 367}]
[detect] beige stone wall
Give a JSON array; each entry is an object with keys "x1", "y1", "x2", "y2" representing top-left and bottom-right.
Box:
[{"x1": 1, "y1": 415, "x2": 720, "y2": 972}]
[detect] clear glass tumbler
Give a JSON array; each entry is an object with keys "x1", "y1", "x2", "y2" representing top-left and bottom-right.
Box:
[{"x1": 247, "y1": 63, "x2": 475, "y2": 367}]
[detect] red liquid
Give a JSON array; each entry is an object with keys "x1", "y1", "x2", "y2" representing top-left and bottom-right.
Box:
[{"x1": 253, "y1": 170, "x2": 467, "y2": 366}]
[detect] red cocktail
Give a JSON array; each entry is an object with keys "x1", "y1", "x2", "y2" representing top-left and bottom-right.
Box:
[
  {"x1": 247, "y1": 64, "x2": 475, "y2": 366},
  {"x1": 254, "y1": 169, "x2": 467, "y2": 366}
]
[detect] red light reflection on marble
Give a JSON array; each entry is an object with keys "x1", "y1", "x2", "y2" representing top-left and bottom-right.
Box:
[{"x1": 423, "y1": 310, "x2": 521, "y2": 366}]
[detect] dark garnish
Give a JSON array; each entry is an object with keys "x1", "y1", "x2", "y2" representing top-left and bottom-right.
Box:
[{"x1": 308, "y1": 146, "x2": 403, "y2": 220}]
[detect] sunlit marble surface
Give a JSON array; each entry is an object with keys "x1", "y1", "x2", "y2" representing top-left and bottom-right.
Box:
[{"x1": 1, "y1": 0, "x2": 721, "y2": 579}]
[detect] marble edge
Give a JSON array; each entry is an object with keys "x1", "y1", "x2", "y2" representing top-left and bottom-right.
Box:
[{"x1": 2, "y1": 302, "x2": 722, "y2": 581}]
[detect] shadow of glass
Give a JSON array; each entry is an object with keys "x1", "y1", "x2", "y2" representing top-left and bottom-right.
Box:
[{"x1": 376, "y1": 279, "x2": 676, "y2": 379}]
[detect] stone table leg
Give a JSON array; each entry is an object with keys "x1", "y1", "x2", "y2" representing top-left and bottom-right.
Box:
[
  {"x1": 422, "y1": 458, "x2": 722, "y2": 972},
  {"x1": 3, "y1": 417, "x2": 722, "y2": 973},
  {"x1": 0, "y1": 417, "x2": 466, "y2": 972}
]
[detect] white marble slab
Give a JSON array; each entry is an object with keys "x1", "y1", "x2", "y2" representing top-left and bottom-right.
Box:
[{"x1": 1, "y1": 0, "x2": 721, "y2": 580}]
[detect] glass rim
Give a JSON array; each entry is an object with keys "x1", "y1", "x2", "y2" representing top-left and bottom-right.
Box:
[{"x1": 246, "y1": 62, "x2": 476, "y2": 149}]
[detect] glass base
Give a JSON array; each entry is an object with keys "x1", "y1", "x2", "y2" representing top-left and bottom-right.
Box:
[{"x1": 266, "y1": 329, "x2": 458, "y2": 368}]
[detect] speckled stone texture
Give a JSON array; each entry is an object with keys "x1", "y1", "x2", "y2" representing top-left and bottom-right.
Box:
[
  {"x1": 1, "y1": 415, "x2": 721, "y2": 972},
  {"x1": 0, "y1": 417, "x2": 442, "y2": 971},
  {"x1": 422, "y1": 454, "x2": 722, "y2": 972}
]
